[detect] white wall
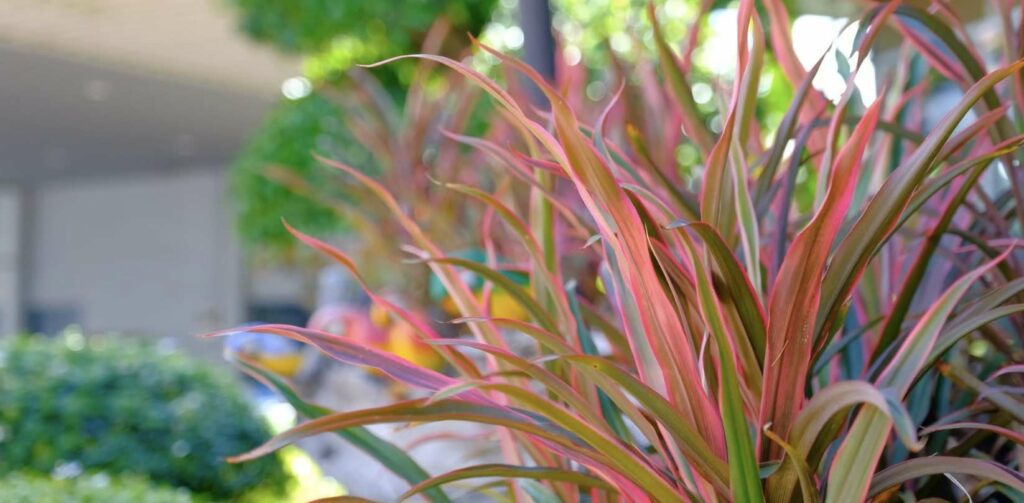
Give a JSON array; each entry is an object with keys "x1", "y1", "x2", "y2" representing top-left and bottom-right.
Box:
[{"x1": 26, "y1": 169, "x2": 242, "y2": 354}]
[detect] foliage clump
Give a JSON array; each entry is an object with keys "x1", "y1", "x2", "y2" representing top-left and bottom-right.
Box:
[
  {"x1": 0, "y1": 472, "x2": 196, "y2": 503},
  {"x1": 0, "y1": 333, "x2": 289, "y2": 499},
  {"x1": 227, "y1": 0, "x2": 497, "y2": 68},
  {"x1": 226, "y1": 0, "x2": 499, "y2": 258},
  {"x1": 222, "y1": 1, "x2": 1024, "y2": 501},
  {"x1": 230, "y1": 91, "x2": 357, "y2": 256}
]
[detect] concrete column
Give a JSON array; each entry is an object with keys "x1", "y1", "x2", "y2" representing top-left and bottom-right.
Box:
[{"x1": 0, "y1": 186, "x2": 21, "y2": 334}]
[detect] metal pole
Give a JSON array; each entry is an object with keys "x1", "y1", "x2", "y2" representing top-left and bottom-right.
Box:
[{"x1": 518, "y1": 0, "x2": 555, "y2": 105}]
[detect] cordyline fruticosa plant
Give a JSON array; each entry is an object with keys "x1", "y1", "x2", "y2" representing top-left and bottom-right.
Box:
[{"x1": 210, "y1": 1, "x2": 1024, "y2": 501}]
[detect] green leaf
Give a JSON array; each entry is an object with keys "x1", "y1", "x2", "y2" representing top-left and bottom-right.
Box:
[
  {"x1": 920, "y1": 421, "x2": 1024, "y2": 447},
  {"x1": 767, "y1": 380, "x2": 920, "y2": 502},
  {"x1": 667, "y1": 220, "x2": 767, "y2": 366},
  {"x1": 567, "y1": 282, "x2": 631, "y2": 441},
  {"x1": 760, "y1": 95, "x2": 883, "y2": 460},
  {"x1": 674, "y1": 220, "x2": 763, "y2": 502},
  {"x1": 825, "y1": 252, "x2": 1007, "y2": 502},
  {"x1": 648, "y1": 2, "x2": 713, "y2": 156},
  {"x1": 868, "y1": 457, "x2": 1024, "y2": 498},
  {"x1": 761, "y1": 427, "x2": 819, "y2": 503},
  {"x1": 815, "y1": 60, "x2": 1024, "y2": 351},
  {"x1": 519, "y1": 479, "x2": 562, "y2": 503},
  {"x1": 232, "y1": 356, "x2": 451, "y2": 503},
  {"x1": 398, "y1": 464, "x2": 616, "y2": 501},
  {"x1": 938, "y1": 362, "x2": 1024, "y2": 424},
  {"x1": 564, "y1": 355, "x2": 731, "y2": 494}
]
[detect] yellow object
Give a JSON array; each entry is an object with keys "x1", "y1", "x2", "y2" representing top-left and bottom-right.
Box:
[
  {"x1": 369, "y1": 301, "x2": 391, "y2": 328},
  {"x1": 252, "y1": 354, "x2": 304, "y2": 378},
  {"x1": 489, "y1": 289, "x2": 528, "y2": 320},
  {"x1": 440, "y1": 295, "x2": 459, "y2": 316},
  {"x1": 439, "y1": 289, "x2": 528, "y2": 322},
  {"x1": 384, "y1": 322, "x2": 445, "y2": 370},
  {"x1": 366, "y1": 301, "x2": 445, "y2": 372}
]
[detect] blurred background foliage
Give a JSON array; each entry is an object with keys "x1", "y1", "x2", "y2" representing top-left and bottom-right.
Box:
[
  {"x1": 227, "y1": 0, "x2": 498, "y2": 83},
  {"x1": 226, "y1": 0, "x2": 498, "y2": 260},
  {"x1": 230, "y1": 91, "x2": 356, "y2": 260},
  {"x1": 226, "y1": 0, "x2": 796, "y2": 261},
  {"x1": 0, "y1": 332, "x2": 290, "y2": 500},
  {"x1": 0, "y1": 472, "x2": 196, "y2": 503}
]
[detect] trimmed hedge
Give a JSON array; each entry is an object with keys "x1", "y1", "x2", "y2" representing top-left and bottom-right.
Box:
[
  {"x1": 0, "y1": 334, "x2": 289, "y2": 498},
  {"x1": 0, "y1": 472, "x2": 195, "y2": 503}
]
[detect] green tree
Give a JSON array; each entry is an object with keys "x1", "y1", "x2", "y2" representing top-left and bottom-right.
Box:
[{"x1": 226, "y1": 1, "x2": 498, "y2": 256}]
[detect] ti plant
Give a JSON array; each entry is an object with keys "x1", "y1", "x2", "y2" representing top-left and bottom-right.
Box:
[{"x1": 213, "y1": 1, "x2": 1024, "y2": 501}]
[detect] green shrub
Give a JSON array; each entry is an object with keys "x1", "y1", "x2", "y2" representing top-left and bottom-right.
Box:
[
  {"x1": 230, "y1": 90, "x2": 354, "y2": 255},
  {"x1": 0, "y1": 333, "x2": 289, "y2": 499},
  {"x1": 0, "y1": 472, "x2": 195, "y2": 503},
  {"x1": 225, "y1": 0, "x2": 496, "y2": 83}
]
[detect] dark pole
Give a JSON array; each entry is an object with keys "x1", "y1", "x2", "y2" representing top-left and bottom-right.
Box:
[
  {"x1": 518, "y1": 0, "x2": 558, "y2": 281},
  {"x1": 518, "y1": 0, "x2": 556, "y2": 105}
]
